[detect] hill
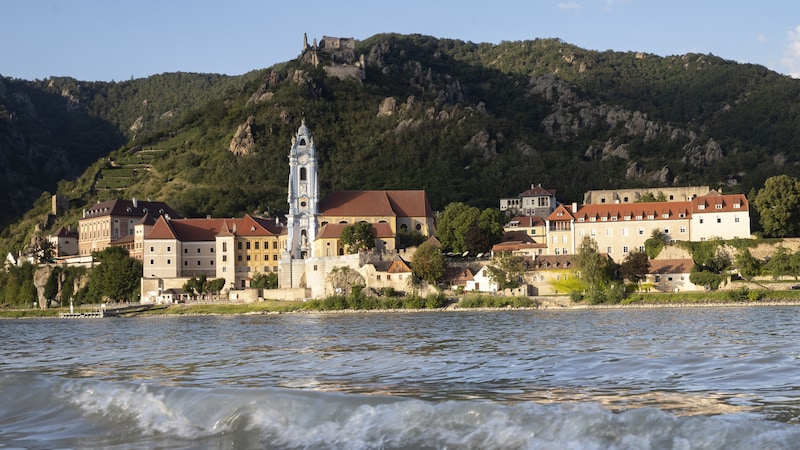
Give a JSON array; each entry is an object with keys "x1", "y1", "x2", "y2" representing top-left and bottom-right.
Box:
[{"x1": 2, "y1": 33, "x2": 800, "y2": 255}]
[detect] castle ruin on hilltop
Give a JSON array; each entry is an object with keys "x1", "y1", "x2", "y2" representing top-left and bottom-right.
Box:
[{"x1": 301, "y1": 33, "x2": 365, "y2": 82}]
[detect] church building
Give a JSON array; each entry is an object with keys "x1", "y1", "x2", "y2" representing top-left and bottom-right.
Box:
[{"x1": 279, "y1": 120, "x2": 436, "y2": 298}]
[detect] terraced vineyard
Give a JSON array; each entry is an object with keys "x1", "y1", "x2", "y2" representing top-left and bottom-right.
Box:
[{"x1": 95, "y1": 149, "x2": 168, "y2": 191}]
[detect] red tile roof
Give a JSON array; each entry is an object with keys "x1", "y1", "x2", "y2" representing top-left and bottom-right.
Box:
[
  {"x1": 145, "y1": 214, "x2": 284, "y2": 241},
  {"x1": 649, "y1": 259, "x2": 694, "y2": 274},
  {"x1": 518, "y1": 185, "x2": 557, "y2": 197},
  {"x1": 319, "y1": 190, "x2": 434, "y2": 218}
]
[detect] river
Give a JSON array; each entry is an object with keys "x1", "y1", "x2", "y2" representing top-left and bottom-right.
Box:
[{"x1": 1, "y1": 306, "x2": 799, "y2": 449}]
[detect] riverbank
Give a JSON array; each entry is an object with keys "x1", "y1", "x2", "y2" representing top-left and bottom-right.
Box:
[{"x1": 5, "y1": 295, "x2": 800, "y2": 319}]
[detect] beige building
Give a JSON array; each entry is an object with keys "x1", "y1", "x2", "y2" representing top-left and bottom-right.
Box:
[
  {"x1": 78, "y1": 199, "x2": 179, "y2": 257},
  {"x1": 48, "y1": 226, "x2": 79, "y2": 257},
  {"x1": 545, "y1": 191, "x2": 750, "y2": 263},
  {"x1": 583, "y1": 186, "x2": 711, "y2": 205},
  {"x1": 142, "y1": 214, "x2": 285, "y2": 291}
]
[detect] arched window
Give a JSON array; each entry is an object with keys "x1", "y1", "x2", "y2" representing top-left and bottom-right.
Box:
[{"x1": 300, "y1": 167, "x2": 307, "y2": 181}]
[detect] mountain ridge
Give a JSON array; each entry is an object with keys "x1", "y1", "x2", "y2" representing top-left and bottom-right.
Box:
[{"x1": 1, "y1": 33, "x2": 799, "y2": 255}]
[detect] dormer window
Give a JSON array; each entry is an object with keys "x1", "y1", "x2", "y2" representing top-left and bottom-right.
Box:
[
  {"x1": 734, "y1": 203, "x2": 741, "y2": 209},
  {"x1": 698, "y1": 204, "x2": 705, "y2": 210},
  {"x1": 716, "y1": 204, "x2": 723, "y2": 209}
]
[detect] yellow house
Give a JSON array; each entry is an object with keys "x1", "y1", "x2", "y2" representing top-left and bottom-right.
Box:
[{"x1": 314, "y1": 190, "x2": 436, "y2": 255}]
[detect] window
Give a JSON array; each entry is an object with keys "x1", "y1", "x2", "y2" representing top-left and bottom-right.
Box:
[
  {"x1": 716, "y1": 204, "x2": 723, "y2": 209},
  {"x1": 237, "y1": 242, "x2": 243, "y2": 250},
  {"x1": 699, "y1": 204, "x2": 705, "y2": 210},
  {"x1": 184, "y1": 261, "x2": 188, "y2": 266},
  {"x1": 184, "y1": 249, "x2": 188, "y2": 254},
  {"x1": 222, "y1": 255, "x2": 227, "y2": 262},
  {"x1": 300, "y1": 167, "x2": 307, "y2": 181},
  {"x1": 578, "y1": 229, "x2": 585, "y2": 237},
  {"x1": 197, "y1": 261, "x2": 201, "y2": 266},
  {"x1": 590, "y1": 229, "x2": 596, "y2": 237},
  {"x1": 734, "y1": 203, "x2": 741, "y2": 209},
  {"x1": 150, "y1": 246, "x2": 154, "y2": 252},
  {"x1": 237, "y1": 255, "x2": 242, "y2": 261},
  {"x1": 699, "y1": 218, "x2": 704, "y2": 224},
  {"x1": 167, "y1": 259, "x2": 171, "y2": 265},
  {"x1": 717, "y1": 216, "x2": 722, "y2": 224},
  {"x1": 246, "y1": 242, "x2": 251, "y2": 250},
  {"x1": 197, "y1": 248, "x2": 201, "y2": 253},
  {"x1": 562, "y1": 248, "x2": 567, "y2": 254},
  {"x1": 223, "y1": 242, "x2": 227, "y2": 252},
  {"x1": 562, "y1": 236, "x2": 567, "y2": 243},
  {"x1": 167, "y1": 246, "x2": 171, "y2": 252},
  {"x1": 735, "y1": 215, "x2": 740, "y2": 223},
  {"x1": 623, "y1": 246, "x2": 629, "y2": 253},
  {"x1": 273, "y1": 241, "x2": 278, "y2": 249},
  {"x1": 638, "y1": 228, "x2": 645, "y2": 235},
  {"x1": 622, "y1": 228, "x2": 629, "y2": 236},
  {"x1": 264, "y1": 255, "x2": 268, "y2": 261},
  {"x1": 606, "y1": 229, "x2": 612, "y2": 236},
  {"x1": 607, "y1": 247, "x2": 612, "y2": 254},
  {"x1": 680, "y1": 226, "x2": 686, "y2": 233},
  {"x1": 663, "y1": 228, "x2": 669, "y2": 234},
  {"x1": 149, "y1": 259, "x2": 154, "y2": 265}
]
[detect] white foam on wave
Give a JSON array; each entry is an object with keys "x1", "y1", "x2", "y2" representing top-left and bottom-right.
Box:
[{"x1": 53, "y1": 378, "x2": 800, "y2": 449}]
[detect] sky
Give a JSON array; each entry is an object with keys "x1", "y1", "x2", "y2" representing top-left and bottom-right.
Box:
[{"x1": 2, "y1": 0, "x2": 800, "y2": 82}]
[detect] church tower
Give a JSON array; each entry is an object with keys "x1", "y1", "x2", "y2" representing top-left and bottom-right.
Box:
[{"x1": 285, "y1": 119, "x2": 320, "y2": 260}]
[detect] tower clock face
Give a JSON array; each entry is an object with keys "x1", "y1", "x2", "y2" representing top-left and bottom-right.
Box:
[{"x1": 299, "y1": 154, "x2": 309, "y2": 164}]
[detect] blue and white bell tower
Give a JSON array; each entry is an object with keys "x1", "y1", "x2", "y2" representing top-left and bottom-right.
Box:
[{"x1": 285, "y1": 119, "x2": 320, "y2": 260}]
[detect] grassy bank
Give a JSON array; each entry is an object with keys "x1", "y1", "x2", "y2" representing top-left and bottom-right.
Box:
[{"x1": 4, "y1": 289, "x2": 800, "y2": 319}]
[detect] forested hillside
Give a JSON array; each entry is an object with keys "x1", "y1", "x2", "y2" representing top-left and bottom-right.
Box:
[{"x1": 2, "y1": 33, "x2": 800, "y2": 256}]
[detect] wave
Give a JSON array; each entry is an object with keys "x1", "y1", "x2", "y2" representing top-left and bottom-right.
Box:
[{"x1": 1, "y1": 372, "x2": 798, "y2": 449}]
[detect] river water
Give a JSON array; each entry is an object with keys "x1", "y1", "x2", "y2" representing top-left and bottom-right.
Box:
[{"x1": 2, "y1": 306, "x2": 800, "y2": 449}]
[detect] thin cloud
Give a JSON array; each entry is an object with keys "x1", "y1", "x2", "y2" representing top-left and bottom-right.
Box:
[
  {"x1": 558, "y1": 2, "x2": 583, "y2": 11},
  {"x1": 782, "y1": 25, "x2": 800, "y2": 78}
]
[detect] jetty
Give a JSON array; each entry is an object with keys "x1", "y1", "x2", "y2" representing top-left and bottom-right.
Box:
[{"x1": 58, "y1": 303, "x2": 164, "y2": 318}]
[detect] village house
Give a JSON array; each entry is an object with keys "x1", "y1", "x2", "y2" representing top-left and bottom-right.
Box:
[{"x1": 500, "y1": 184, "x2": 558, "y2": 218}]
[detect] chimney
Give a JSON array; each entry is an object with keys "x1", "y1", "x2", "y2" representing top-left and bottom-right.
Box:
[
  {"x1": 132, "y1": 197, "x2": 138, "y2": 208},
  {"x1": 572, "y1": 202, "x2": 578, "y2": 213}
]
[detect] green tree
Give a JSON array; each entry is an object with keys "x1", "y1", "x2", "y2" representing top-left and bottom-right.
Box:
[
  {"x1": 734, "y1": 248, "x2": 762, "y2": 281},
  {"x1": 763, "y1": 247, "x2": 793, "y2": 280},
  {"x1": 87, "y1": 246, "x2": 143, "y2": 303},
  {"x1": 754, "y1": 175, "x2": 800, "y2": 237},
  {"x1": 436, "y1": 202, "x2": 480, "y2": 254},
  {"x1": 485, "y1": 251, "x2": 525, "y2": 289},
  {"x1": 340, "y1": 222, "x2": 376, "y2": 254},
  {"x1": 619, "y1": 251, "x2": 650, "y2": 287},
  {"x1": 644, "y1": 229, "x2": 666, "y2": 259},
  {"x1": 687, "y1": 239, "x2": 731, "y2": 290},
  {"x1": 250, "y1": 272, "x2": 277, "y2": 289},
  {"x1": 183, "y1": 275, "x2": 208, "y2": 296},
  {"x1": 411, "y1": 241, "x2": 446, "y2": 284},
  {"x1": 575, "y1": 236, "x2": 610, "y2": 292},
  {"x1": 207, "y1": 278, "x2": 226, "y2": 293}
]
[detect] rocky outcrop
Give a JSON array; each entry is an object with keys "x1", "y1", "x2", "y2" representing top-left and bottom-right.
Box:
[
  {"x1": 378, "y1": 97, "x2": 396, "y2": 116},
  {"x1": 682, "y1": 138, "x2": 723, "y2": 166},
  {"x1": 33, "y1": 266, "x2": 52, "y2": 309},
  {"x1": 229, "y1": 116, "x2": 256, "y2": 156}
]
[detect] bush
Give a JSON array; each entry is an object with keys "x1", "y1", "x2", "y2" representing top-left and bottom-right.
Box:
[
  {"x1": 425, "y1": 292, "x2": 448, "y2": 309},
  {"x1": 586, "y1": 289, "x2": 606, "y2": 305},
  {"x1": 747, "y1": 290, "x2": 764, "y2": 301},
  {"x1": 569, "y1": 291, "x2": 584, "y2": 303},
  {"x1": 403, "y1": 294, "x2": 426, "y2": 309},
  {"x1": 727, "y1": 287, "x2": 750, "y2": 302}
]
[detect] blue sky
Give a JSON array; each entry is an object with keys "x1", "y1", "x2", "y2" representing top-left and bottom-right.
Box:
[{"x1": 2, "y1": 0, "x2": 799, "y2": 81}]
